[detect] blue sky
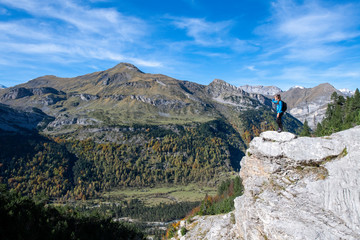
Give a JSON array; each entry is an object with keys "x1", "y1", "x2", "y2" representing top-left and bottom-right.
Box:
[{"x1": 1, "y1": 0, "x2": 360, "y2": 91}]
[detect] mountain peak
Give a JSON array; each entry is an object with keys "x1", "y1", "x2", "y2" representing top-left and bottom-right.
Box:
[
  {"x1": 109, "y1": 62, "x2": 143, "y2": 73},
  {"x1": 316, "y1": 82, "x2": 336, "y2": 90},
  {"x1": 210, "y1": 79, "x2": 227, "y2": 85},
  {"x1": 208, "y1": 79, "x2": 243, "y2": 95}
]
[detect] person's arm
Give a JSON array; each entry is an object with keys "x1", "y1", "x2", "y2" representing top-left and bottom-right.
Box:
[
  {"x1": 272, "y1": 99, "x2": 278, "y2": 104},
  {"x1": 278, "y1": 101, "x2": 283, "y2": 113}
]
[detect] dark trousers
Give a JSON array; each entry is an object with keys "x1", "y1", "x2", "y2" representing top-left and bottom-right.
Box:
[{"x1": 276, "y1": 112, "x2": 284, "y2": 130}]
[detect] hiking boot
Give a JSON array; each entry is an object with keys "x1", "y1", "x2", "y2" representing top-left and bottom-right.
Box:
[{"x1": 277, "y1": 128, "x2": 282, "y2": 133}]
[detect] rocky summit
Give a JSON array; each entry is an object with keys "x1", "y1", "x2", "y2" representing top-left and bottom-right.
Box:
[{"x1": 180, "y1": 126, "x2": 360, "y2": 240}]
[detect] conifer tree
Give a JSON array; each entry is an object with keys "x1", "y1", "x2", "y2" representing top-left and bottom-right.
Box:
[{"x1": 300, "y1": 120, "x2": 312, "y2": 136}]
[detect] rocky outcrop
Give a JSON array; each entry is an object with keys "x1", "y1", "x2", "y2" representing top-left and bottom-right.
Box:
[
  {"x1": 235, "y1": 127, "x2": 360, "y2": 239},
  {"x1": 178, "y1": 213, "x2": 240, "y2": 240},
  {"x1": 2, "y1": 87, "x2": 33, "y2": 99},
  {"x1": 182, "y1": 127, "x2": 360, "y2": 239},
  {"x1": 0, "y1": 104, "x2": 54, "y2": 133},
  {"x1": 1, "y1": 87, "x2": 64, "y2": 101}
]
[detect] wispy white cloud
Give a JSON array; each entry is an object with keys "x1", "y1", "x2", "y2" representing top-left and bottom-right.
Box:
[
  {"x1": 0, "y1": 0, "x2": 162, "y2": 68},
  {"x1": 192, "y1": 51, "x2": 230, "y2": 58},
  {"x1": 169, "y1": 16, "x2": 259, "y2": 56},
  {"x1": 257, "y1": 0, "x2": 360, "y2": 62},
  {"x1": 0, "y1": 21, "x2": 53, "y2": 40},
  {"x1": 275, "y1": 1, "x2": 360, "y2": 43},
  {"x1": 243, "y1": 0, "x2": 360, "y2": 90},
  {"x1": 246, "y1": 66, "x2": 257, "y2": 71},
  {"x1": 0, "y1": 42, "x2": 70, "y2": 54},
  {"x1": 171, "y1": 17, "x2": 233, "y2": 46},
  {"x1": 0, "y1": 0, "x2": 145, "y2": 38},
  {"x1": 86, "y1": 49, "x2": 163, "y2": 67}
]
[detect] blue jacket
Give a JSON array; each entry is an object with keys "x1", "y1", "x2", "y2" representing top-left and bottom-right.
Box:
[{"x1": 272, "y1": 99, "x2": 283, "y2": 114}]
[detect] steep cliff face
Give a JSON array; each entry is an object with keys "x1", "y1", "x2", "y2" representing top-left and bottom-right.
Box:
[
  {"x1": 236, "y1": 126, "x2": 360, "y2": 240},
  {"x1": 181, "y1": 126, "x2": 360, "y2": 239}
]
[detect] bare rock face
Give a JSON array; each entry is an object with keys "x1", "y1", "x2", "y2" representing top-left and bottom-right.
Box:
[
  {"x1": 176, "y1": 214, "x2": 240, "y2": 240},
  {"x1": 2, "y1": 87, "x2": 33, "y2": 100},
  {"x1": 235, "y1": 127, "x2": 360, "y2": 239},
  {"x1": 0, "y1": 104, "x2": 54, "y2": 133},
  {"x1": 181, "y1": 127, "x2": 360, "y2": 239}
]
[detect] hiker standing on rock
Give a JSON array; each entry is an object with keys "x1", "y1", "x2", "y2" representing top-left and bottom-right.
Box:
[{"x1": 272, "y1": 94, "x2": 286, "y2": 133}]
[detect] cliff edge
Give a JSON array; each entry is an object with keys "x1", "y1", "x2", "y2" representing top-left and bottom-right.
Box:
[
  {"x1": 237, "y1": 126, "x2": 360, "y2": 239},
  {"x1": 181, "y1": 126, "x2": 360, "y2": 240}
]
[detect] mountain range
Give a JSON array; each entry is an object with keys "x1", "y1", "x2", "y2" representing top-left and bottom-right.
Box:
[
  {"x1": 0, "y1": 63, "x2": 302, "y2": 138},
  {"x1": 237, "y1": 83, "x2": 352, "y2": 129},
  {"x1": 0, "y1": 62, "x2": 351, "y2": 137}
]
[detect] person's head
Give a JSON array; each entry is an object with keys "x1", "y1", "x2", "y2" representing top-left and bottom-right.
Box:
[{"x1": 275, "y1": 94, "x2": 281, "y2": 101}]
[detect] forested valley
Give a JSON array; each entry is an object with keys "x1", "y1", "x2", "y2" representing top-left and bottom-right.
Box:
[
  {"x1": 0, "y1": 119, "x2": 246, "y2": 239},
  {"x1": 0, "y1": 119, "x2": 244, "y2": 201}
]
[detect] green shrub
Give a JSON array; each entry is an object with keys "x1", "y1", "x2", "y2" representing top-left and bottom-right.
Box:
[{"x1": 181, "y1": 227, "x2": 187, "y2": 236}]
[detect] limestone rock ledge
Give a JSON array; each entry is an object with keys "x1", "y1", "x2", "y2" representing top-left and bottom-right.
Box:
[
  {"x1": 175, "y1": 213, "x2": 240, "y2": 240},
  {"x1": 181, "y1": 126, "x2": 360, "y2": 240},
  {"x1": 236, "y1": 126, "x2": 360, "y2": 240}
]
